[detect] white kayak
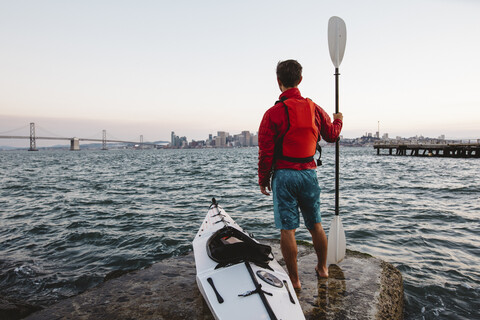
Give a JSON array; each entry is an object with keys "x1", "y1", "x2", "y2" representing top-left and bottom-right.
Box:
[{"x1": 193, "y1": 199, "x2": 305, "y2": 320}]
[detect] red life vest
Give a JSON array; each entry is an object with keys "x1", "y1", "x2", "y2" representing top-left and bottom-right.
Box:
[{"x1": 276, "y1": 98, "x2": 319, "y2": 163}]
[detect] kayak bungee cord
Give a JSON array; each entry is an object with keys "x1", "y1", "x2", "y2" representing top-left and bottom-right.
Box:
[
  {"x1": 210, "y1": 198, "x2": 231, "y2": 227},
  {"x1": 242, "y1": 261, "x2": 278, "y2": 320}
]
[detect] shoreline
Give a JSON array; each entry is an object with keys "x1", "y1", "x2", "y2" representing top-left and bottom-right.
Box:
[{"x1": 11, "y1": 240, "x2": 404, "y2": 320}]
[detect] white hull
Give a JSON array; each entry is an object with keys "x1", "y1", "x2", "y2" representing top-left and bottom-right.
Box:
[{"x1": 193, "y1": 202, "x2": 305, "y2": 320}]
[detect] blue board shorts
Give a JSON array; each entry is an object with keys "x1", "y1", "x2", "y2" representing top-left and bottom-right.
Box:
[{"x1": 272, "y1": 169, "x2": 321, "y2": 230}]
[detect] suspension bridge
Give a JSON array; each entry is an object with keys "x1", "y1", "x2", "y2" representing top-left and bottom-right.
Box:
[{"x1": 0, "y1": 123, "x2": 166, "y2": 151}]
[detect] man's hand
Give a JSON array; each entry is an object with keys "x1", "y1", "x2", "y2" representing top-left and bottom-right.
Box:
[
  {"x1": 260, "y1": 184, "x2": 271, "y2": 196},
  {"x1": 333, "y1": 112, "x2": 343, "y2": 121}
]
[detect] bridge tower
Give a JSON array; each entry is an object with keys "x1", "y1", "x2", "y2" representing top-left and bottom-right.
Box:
[
  {"x1": 140, "y1": 135, "x2": 143, "y2": 143},
  {"x1": 29, "y1": 122, "x2": 38, "y2": 151},
  {"x1": 102, "y1": 130, "x2": 107, "y2": 150},
  {"x1": 70, "y1": 138, "x2": 80, "y2": 151}
]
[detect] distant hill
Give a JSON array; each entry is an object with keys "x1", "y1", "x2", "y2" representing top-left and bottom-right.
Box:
[{"x1": 0, "y1": 146, "x2": 24, "y2": 151}]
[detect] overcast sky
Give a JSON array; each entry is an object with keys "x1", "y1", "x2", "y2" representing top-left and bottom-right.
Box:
[{"x1": 1, "y1": 0, "x2": 479, "y2": 147}]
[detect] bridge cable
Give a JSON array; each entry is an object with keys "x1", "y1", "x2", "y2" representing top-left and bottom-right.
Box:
[
  {"x1": 35, "y1": 125, "x2": 67, "y2": 138},
  {"x1": 83, "y1": 131, "x2": 104, "y2": 140},
  {"x1": 106, "y1": 132, "x2": 123, "y2": 141},
  {"x1": 0, "y1": 125, "x2": 30, "y2": 135}
]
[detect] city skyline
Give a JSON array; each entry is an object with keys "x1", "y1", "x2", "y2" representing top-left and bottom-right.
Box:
[
  {"x1": 1, "y1": 112, "x2": 477, "y2": 148},
  {"x1": 3, "y1": 119, "x2": 466, "y2": 151}
]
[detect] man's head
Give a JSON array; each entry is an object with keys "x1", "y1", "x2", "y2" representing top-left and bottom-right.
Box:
[{"x1": 276, "y1": 60, "x2": 303, "y2": 90}]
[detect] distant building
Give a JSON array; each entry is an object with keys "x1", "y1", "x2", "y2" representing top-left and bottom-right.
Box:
[
  {"x1": 180, "y1": 136, "x2": 187, "y2": 147},
  {"x1": 170, "y1": 131, "x2": 182, "y2": 148},
  {"x1": 233, "y1": 133, "x2": 243, "y2": 147},
  {"x1": 241, "y1": 131, "x2": 252, "y2": 147},
  {"x1": 216, "y1": 131, "x2": 228, "y2": 147},
  {"x1": 205, "y1": 134, "x2": 214, "y2": 147},
  {"x1": 252, "y1": 133, "x2": 258, "y2": 146},
  {"x1": 190, "y1": 140, "x2": 206, "y2": 148}
]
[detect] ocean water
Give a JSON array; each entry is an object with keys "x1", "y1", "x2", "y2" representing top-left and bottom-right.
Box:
[{"x1": 0, "y1": 147, "x2": 479, "y2": 319}]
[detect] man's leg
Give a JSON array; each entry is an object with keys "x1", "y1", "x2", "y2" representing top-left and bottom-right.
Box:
[
  {"x1": 296, "y1": 170, "x2": 327, "y2": 277},
  {"x1": 308, "y1": 222, "x2": 329, "y2": 278},
  {"x1": 280, "y1": 229, "x2": 301, "y2": 289}
]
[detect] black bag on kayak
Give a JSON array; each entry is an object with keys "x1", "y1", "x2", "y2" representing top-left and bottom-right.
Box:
[{"x1": 207, "y1": 226, "x2": 273, "y2": 270}]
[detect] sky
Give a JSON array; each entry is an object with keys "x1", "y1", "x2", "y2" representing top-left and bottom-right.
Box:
[{"x1": 1, "y1": 0, "x2": 479, "y2": 147}]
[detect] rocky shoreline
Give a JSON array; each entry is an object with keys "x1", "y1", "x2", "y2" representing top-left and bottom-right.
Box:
[{"x1": 3, "y1": 240, "x2": 404, "y2": 320}]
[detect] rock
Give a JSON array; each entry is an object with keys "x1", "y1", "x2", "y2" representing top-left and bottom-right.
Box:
[
  {"x1": 276, "y1": 240, "x2": 405, "y2": 319},
  {"x1": 0, "y1": 296, "x2": 42, "y2": 320},
  {"x1": 24, "y1": 240, "x2": 403, "y2": 320}
]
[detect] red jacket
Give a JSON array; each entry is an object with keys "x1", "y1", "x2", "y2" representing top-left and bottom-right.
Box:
[{"x1": 258, "y1": 88, "x2": 343, "y2": 187}]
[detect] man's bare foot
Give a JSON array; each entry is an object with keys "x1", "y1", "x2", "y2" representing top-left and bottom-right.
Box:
[
  {"x1": 315, "y1": 266, "x2": 329, "y2": 278},
  {"x1": 290, "y1": 277, "x2": 301, "y2": 290}
]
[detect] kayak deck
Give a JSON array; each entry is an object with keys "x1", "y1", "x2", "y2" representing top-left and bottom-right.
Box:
[{"x1": 193, "y1": 201, "x2": 305, "y2": 320}]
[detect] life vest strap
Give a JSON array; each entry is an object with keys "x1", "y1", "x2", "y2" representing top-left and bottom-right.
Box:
[{"x1": 279, "y1": 155, "x2": 314, "y2": 163}]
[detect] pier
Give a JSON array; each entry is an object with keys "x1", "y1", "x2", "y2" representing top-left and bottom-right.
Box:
[{"x1": 374, "y1": 140, "x2": 480, "y2": 158}]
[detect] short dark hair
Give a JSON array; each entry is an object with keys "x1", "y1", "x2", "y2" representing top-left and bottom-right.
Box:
[{"x1": 276, "y1": 60, "x2": 302, "y2": 88}]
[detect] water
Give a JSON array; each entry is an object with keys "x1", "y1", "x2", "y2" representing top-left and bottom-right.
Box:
[{"x1": 0, "y1": 147, "x2": 479, "y2": 319}]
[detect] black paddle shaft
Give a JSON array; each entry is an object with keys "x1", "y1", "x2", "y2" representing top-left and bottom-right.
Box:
[{"x1": 335, "y1": 67, "x2": 340, "y2": 216}]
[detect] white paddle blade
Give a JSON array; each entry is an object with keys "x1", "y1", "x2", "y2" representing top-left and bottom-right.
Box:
[
  {"x1": 327, "y1": 215, "x2": 346, "y2": 265},
  {"x1": 328, "y1": 16, "x2": 347, "y2": 68}
]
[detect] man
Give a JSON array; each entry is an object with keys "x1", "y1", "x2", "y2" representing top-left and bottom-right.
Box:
[{"x1": 258, "y1": 59, "x2": 343, "y2": 289}]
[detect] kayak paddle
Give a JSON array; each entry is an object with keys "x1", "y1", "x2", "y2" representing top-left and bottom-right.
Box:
[{"x1": 326, "y1": 16, "x2": 347, "y2": 265}]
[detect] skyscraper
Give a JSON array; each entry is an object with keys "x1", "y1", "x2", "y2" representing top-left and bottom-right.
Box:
[
  {"x1": 216, "y1": 131, "x2": 228, "y2": 147},
  {"x1": 241, "y1": 131, "x2": 251, "y2": 146}
]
